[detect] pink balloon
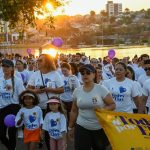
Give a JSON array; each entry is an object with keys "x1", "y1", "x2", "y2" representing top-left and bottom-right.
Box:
[
  {"x1": 27, "y1": 48, "x2": 32, "y2": 54},
  {"x1": 108, "y1": 49, "x2": 116, "y2": 59}
]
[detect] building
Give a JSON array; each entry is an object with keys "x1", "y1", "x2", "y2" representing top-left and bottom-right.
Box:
[{"x1": 106, "y1": 1, "x2": 122, "y2": 16}]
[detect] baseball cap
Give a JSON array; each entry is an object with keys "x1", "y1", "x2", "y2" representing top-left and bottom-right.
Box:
[{"x1": 79, "y1": 64, "x2": 95, "y2": 73}]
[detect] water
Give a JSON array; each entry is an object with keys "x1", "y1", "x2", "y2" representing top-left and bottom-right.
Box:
[
  {"x1": 59, "y1": 46, "x2": 150, "y2": 59},
  {"x1": 1, "y1": 45, "x2": 150, "y2": 59}
]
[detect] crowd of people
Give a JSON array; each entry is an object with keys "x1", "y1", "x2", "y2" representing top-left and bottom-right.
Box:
[{"x1": 0, "y1": 51, "x2": 149, "y2": 150}]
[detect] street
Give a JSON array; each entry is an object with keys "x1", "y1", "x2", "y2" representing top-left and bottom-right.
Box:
[{"x1": 0, "y1": 138, "x2": 74, "y2": 150}]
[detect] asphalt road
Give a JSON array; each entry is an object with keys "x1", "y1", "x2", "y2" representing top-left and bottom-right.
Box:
[{"x1": 0, "y1": 138, "x2": 74, "y2": 150}]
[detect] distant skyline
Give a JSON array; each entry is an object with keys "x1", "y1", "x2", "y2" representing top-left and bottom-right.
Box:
[{"x1": 60, "y1": 0, "x2": 150, "y2": 16}]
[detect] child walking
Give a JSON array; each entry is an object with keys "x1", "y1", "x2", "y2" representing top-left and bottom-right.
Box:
[
  {"x1": 15, "y1": 90, "x2": 43, "y2": 150},
  {"x1": 42, "y1": 96, "x2": 67, "y2": 150}
]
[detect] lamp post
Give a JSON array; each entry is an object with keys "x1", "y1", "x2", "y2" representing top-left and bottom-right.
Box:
[{"x1": 101, "y1": 16, "x2": 104, "y2": 46}]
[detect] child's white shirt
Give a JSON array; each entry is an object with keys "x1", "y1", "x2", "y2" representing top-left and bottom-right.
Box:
[
  {"x1": 42, "y1": 112, "x2": 67, "y2": 139},
  {"x1": 15, "y1": 106, "x2": 43, "y2": 130}
]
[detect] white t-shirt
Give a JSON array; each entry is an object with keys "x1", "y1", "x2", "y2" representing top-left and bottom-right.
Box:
[
  {"x1": 103, "y1": 77, "x2": 138, "y2": 113},
  {"x1": 42, "y1": 112, "x2": 67, "y2": 139},
  {"x1": 102, "y1": 64, "x2": 114, "y2": 80},
  {"x1": 17, "y1": 69, "x2": 30, "y2": 85},
  {"x1": 15, "y1": 106, "x2": 43, "y2": 130},
  {"x1": 142, "y1": 79, "x2": 150, "y2": 113},
  {"x1": 27, "y1": 70, "x2": 64, "y2": 109},
  {"x1": 138, "y1": 74, "x2": 150, "y2": 87},
  {"x1": 138, "y1": 74, "x2": 150, "y2": 108},
  {"x1": 0, "y1": 76, "x2": 25, "y2": 109},
  {"x1": 135, "y1": 67, "x2": 145, "y2": 80},
  {"x1": 73, "y1": 84, "x2": 109, "y2": 130},
  {"x1": 60, "y1": 75, "x2": 80, "y2": 102},
  {"x1": 27, "y1": 70, "x2": 35, "y2": 81},
  {"x1": 131, "y1": 81, "x2": 142, "y2": 109}
]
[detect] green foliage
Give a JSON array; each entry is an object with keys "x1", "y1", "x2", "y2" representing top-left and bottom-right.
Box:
[{"x1": 0, "y1": 0, "x2": 66, "y2": 28}]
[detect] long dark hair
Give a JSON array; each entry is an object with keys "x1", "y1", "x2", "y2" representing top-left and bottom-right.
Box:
[{"x1": 126, "y1": 66, "x2": 135, "y2": 80}]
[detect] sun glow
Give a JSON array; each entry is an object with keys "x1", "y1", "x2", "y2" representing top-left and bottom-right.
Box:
[
  {"x1": 42, "y1": 48, "x2": 57, "y2": 57},
  {"x1": 46, "y1": 3, "x2": 53, "y2": 11}
]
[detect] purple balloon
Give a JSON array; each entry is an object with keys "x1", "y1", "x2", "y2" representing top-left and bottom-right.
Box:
[
  {"x1": 27, "y1": 48, "x2": 32, "y2": 54},
  {"x1": 108, "y1": 49, "x2": 116, "y2": 59},
  {"x1": 52, "y1": 38, "x2": 63, "y2": 47},
  {"x1": 4, "y1": 114, "x2": 15, "y2": 127}
]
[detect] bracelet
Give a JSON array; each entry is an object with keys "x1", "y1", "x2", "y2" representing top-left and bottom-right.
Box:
[{"x1": 68, "y1": 127, "x2": 73, "y2": 131}]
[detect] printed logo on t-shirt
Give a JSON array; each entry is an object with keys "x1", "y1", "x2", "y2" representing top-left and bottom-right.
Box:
[
  {"x1": 64, "y1": 80, "x2": 71, "y2": 92},
  {"x1": 112, "y1": 86, "x2": 126, "y2": 102},
  {"x1": 92, "y1": 97, "x2": 98, "y2": 104},
  {"x1": 0, "y1": 92, "x2": 12, "y2": 99},
  {"x1": 49, "y1": 118, "x2": 61, "y2": 138},
  {"x1": 26, "y1": 112, "x2": 38, "y2": 129}
]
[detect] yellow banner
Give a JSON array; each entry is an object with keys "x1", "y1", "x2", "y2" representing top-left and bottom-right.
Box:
[{"x1": 95, "y1": 109, "x2": 150, "y2": 150}]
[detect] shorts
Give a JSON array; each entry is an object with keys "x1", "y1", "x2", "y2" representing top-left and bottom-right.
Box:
[{"x1": 24, "y1": 128, "x2": 41, "y2": 143}]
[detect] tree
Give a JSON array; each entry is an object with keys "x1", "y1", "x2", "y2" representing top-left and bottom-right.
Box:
[
  {"x1": 0, "y1": 0, "x2": 67, "y2": 28},
  {"x1": 89, "y1": 10, "x2": 96, "y2": 23},
  {"x1": 124, "y1": 8, "x2": 130, "y2": 14}
]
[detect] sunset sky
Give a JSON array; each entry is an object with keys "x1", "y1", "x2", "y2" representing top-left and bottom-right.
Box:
[{"x1": 60, "y1": 0, "x2": 150, "y2": 15}]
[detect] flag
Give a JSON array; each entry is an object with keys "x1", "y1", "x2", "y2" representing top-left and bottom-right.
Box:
[{"x1": 95, "y1": 109, "x2": 150, "y2": 150}]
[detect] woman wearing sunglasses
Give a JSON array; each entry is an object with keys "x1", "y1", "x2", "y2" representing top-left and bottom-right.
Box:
[
  {"x1": 27, "y1": 54, "x2": 64, "y2": 150},
  {"x1": 0, "y1": 59, "x2": 25, "y2": 150},
  {"x1": 68, "y1": 64, "x2": 115, "y2": 150}
]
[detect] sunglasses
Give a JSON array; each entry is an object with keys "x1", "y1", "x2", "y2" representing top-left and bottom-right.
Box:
[
  {"x1": 144, "y1": 67, "x2": 150, "y2": 71},
  {"x1": 80, "y1": 70, "x2": 91, "y2": 75}
]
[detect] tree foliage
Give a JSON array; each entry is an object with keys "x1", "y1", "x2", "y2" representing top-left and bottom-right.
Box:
[{"x1": 0, "y1": 0, "x2": 66, "y2": 28}]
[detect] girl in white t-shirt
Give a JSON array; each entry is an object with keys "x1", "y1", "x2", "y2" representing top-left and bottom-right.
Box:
[
  {"x1": 15, "y1": 90, "x2": 43, "y2": 150},
  {"x1": 60, "y1": 62, "x2": 80, "y2": 122},
  {"x1": 42, "y1": 96, "x2": 67, "y2": 150}
]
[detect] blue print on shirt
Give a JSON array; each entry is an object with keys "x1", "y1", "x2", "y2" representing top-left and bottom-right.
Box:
[
  {"x1": 26, "y1": 115, "x2": 38, "y2": 129},
  {"x1": 112, "y1": 86, "x2": 126, "y2": 102},
  {"x1": 49, "y1": 129, "x2": 60, "y2": 138},
  {"x1": 45, "y1": 78, "x2": 49, "y2": 85},
  {"x1": 29, "y1": 115, "x2": 36, "y2": 123},
  {"x1": 119, "y1": 86, "x2": 126, "y2": 93},
  {"x1": 64, "y1": 80, "x2": 71, "y2": 92},
  {"x1": 50, "y1": 119, "x2": 57, "y2": 127},
  {"x1": 0, "y1": 92, "x2": 11, "y2": 99}
]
